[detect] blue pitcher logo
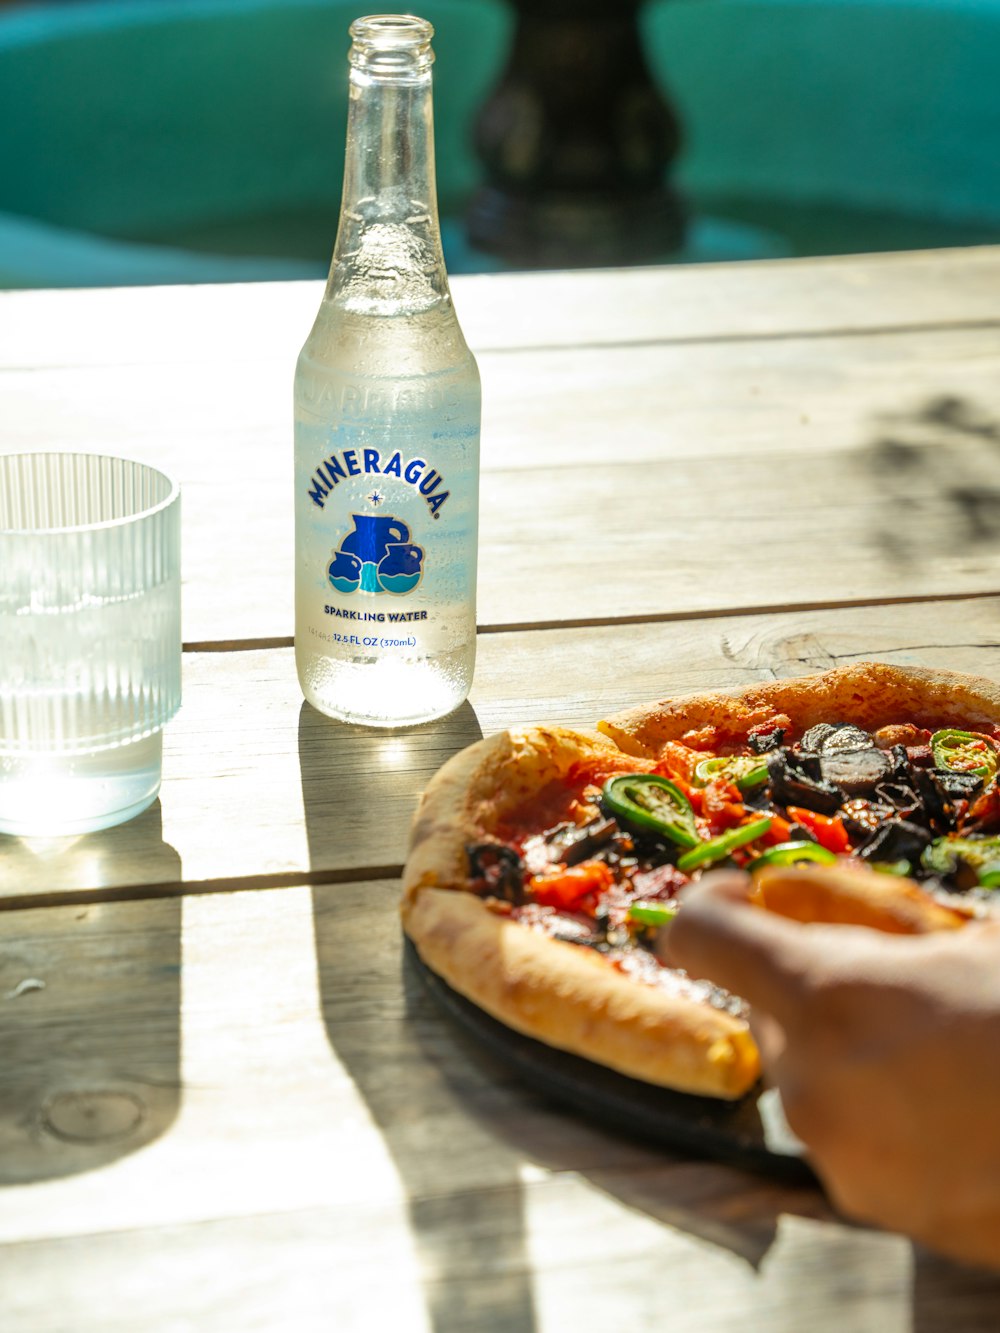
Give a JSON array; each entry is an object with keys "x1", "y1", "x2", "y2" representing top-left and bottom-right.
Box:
[{"x1": 328, "y1": 514, "x2": 424, "y2": 596}]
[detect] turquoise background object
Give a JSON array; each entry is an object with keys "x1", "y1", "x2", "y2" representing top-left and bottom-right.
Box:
[
  {"x1": 645, "y1": 0, "x2": 1000, "y2": 224},
  {"x1": 0, "y1": 0, "x2": 998, "y2": 287}
]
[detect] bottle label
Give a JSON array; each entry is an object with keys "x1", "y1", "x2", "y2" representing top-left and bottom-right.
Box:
[
  {"x1": 294, "y1": 409, "x2": 478, "y2": 666},
  {"x1": 305, "y1": 444, "x2": 458, "y2": 599},
  {"x1": 305, "y1": 446, "x2": 450, "y2": 519},
  {"x1": 327, "y1": 511, "x2": 423, "y2": 596}
]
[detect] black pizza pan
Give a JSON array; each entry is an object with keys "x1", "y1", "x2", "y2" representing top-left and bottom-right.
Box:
[{"x1": 406, "y1": 938, "x2": 815, "y2": 1183}]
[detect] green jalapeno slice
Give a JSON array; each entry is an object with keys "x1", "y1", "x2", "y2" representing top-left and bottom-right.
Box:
[
  {"x1": 870, "y1": 860, "x2": 913, "y2": 877},
  {"x1": 693, "y1": 755, "x2": 770, "y2": 791},
  {"x1": 978, "y1": 866, "x2": 1000, "y2": 889},
  {"x1": 930, "y1": 729, "x2": 998, "y2": 780},
  {"x1": 602, "y1": 774, "x2": 700, "y2": 848},
  {"x1": 747, "y1": 841, "x2": 837, "y2": 872},
  {"x1": 922, "y1": 835, "x2": 1000, "y2": 877},
  {"x1": 676, "y1": 816, "x2": 773, "y2": 873},
  {"x1": 627, "y1": 901, "x2": 677, "y2": 927}
]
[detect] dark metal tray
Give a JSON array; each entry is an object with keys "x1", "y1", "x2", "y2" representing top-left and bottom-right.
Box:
[{"x1": 407, "y1": 939, "x2": 814, "y2": 1182}]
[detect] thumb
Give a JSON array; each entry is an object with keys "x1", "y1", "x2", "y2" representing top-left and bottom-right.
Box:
[{"x1": 659, "y1": 869, "x2": 819, "y2": 1023}]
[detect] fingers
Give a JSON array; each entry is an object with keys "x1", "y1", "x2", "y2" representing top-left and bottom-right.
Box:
[{"x1": 659, "y1": 869, "x2": 824, "y2": 1024}]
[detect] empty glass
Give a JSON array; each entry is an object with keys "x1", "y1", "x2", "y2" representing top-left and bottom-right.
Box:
[{"x1": 0, "y1": 453, "x2": 181, "y2": 836}]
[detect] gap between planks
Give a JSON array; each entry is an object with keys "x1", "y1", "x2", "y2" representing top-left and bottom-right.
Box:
[
  {"x1": 472, "y1": 316, "x2": 1000, "y2": 359},
  {"x1": 0, "y1": 864, "x2": 405, "y2": 915},
  {"x1": 183, "y1": 587, "x2": 1000, "y2": 653}
]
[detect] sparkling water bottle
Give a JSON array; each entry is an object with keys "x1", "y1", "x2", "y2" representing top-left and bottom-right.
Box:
[{"x1": 294, "y1": 14, "x2": 481, "y2": 726}]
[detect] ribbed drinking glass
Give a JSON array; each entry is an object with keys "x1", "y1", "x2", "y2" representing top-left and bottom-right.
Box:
[{"x1": 0, "y1": 453, "x2": 181, "y2": 835}]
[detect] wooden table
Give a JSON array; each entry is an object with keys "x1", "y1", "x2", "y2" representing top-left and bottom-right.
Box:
[{"x1": 4, "y1": 248, "x2": 1000, "y2": 1330}]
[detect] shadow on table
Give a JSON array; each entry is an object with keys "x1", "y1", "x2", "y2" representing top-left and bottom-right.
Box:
[
  {"x1": 299, "y1": 698, "x2": 791, "y2": 1325},
  {"x1": 300, "y1": 700, "x2": 1000, "y2": 1328},
  {"x1": 300, "y1": 698, "x2": 543, "y2": 1332},
  {"x1": 397, "y1": 969, "x2": 1000, "y2": 1328},
  {"x1": 296, "y1": 697, "x2": 485, "y2": 876},
  {"x1": 855, "y1": 394, "x2": 1000, "y2": 565},
  {"x1": 0, "y1": 803, "x2": 182, "y2": 1184}
]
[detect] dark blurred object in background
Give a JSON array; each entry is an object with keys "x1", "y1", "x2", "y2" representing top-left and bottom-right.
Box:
[{"x1": 468, "y1": 0, "x2": 685, "y2": 268}]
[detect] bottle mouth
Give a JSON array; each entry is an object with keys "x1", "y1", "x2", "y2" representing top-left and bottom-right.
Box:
[{"x1": 349, "y1": 14, "x2": 434, "y2": 73}]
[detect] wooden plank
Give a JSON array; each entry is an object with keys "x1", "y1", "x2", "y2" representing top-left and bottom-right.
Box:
[
  {"x1": 2, "y1": 883, "x2": 998, "y2": 1332},
  {"x1": 3, "y1": 248, "x2": 1000, "y2": 372},
  {"x1": 6, "y1": 324, "x2": 998, "y2": 471},
  {"x1": 4, "y1": 323, "x2": 1000, "y2": 643},
  {"x1": 3, "y1": 596, "x2": 999, "y2": 903},
  {"x1": 0, "y1": 881, "x2": 810, "y2": 1230}
]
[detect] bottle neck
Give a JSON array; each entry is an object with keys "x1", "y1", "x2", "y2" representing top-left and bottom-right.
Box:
[{"x1": 328, "y1": 25, "x2": 449, "y2": 315}]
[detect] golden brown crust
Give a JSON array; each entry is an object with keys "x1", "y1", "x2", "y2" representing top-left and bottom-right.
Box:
[
  {"x1": 598, "y1": 662, "x2": 1000, "y2": 758},
  {"x1": 751, "y1": 863, "x2": 974, "y2": 934},
  {"x1": 405, "y1": 887, "x2": 761, "y2": 1098},
  {"x1": 402, "y1": 725, "x2": 631, "y2": 904}
]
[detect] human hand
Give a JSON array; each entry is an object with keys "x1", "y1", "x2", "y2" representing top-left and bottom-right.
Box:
[{"x1": 660, "y1": 869, "x2": 1000, "y2": 1270}]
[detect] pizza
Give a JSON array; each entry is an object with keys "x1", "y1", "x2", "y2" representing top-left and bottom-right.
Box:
[{"x1": 401, "y1": 662, "x2": 1000, "y2": 1100}]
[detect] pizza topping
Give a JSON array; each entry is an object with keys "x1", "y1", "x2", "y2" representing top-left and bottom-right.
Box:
[
  {"x1": 874, "y1": 723, "x2": 930, "y2": 749},
  {"x1": 676, "y1": 816, "x2": 774, "y2": 872},
  {"x1": 841, "y1": 797, "x2": 893, "y2": 839},
  {"x1": 627, "y1": 901, "x2": 677, "y2": 927},
  {"x1": 819, "y1": 747, "x2": 892, "y2": 796},
  {"x1": 464, "y1": 709, "x2": 1000, "y2": 1006},
  {"x1": 766, "y1": 749, "x2": 843, "y2": 815},
  {"x1": 693, "y1": 755, "x2": 769, "y2": 792},
  {"x1": 916, "y1": 767, "x2": 984, "y2": 832},
  {"x1": 802, "y1": 722, "x2": 875, "y2": 755},
  {"x1": 526, "y1": 860, "x2": 615, "y2": 910},
  {"x1": 871, "y1": 778, "x2": 922, "y2": 816},
  {"x1": 630, "y1": 861, "x2": 689, "y2": 899},
  {"x1": 922, "y1": 834, "x2": 1000, "y2": 888},
  {"x1": 601, "y1": 774, "x2": 700, "y2": 849},
  {"x1": 799, "y1": 722, "x2": 838, "y2": 752},
  {"x1": 521, "y1": 815, "x2": 618, "y2": 875},
  {"x1": 964, "y1": 784, "x2": 1000, "y2": 834},
  {"x1": 784, "y1": 807, "x2": 852, "y2": 853},
  {"x1": 699, "y1": 778, "x2": 751, "y2": 834},
  {"x1": 747, "y1": 718, "x2": 788, "y2": 753},
  {"x1": 467, "y1": 842, "x2": 525, "y2": 903},
  {"x1": 496, "y1": 900, "x2": 607, "y2": 946},
  {"x1": 931, "y1": 729, "x2": 999, "y2": 780},
  {"x1": 603, "y1": 946, "x2": 748, "y2": 1015},
  {"x1": 857, "y1": 817, "x2": 932, "y2": 866},
  {"x1": 748, "y1": 841, "x2": 838, "y2": 870}
]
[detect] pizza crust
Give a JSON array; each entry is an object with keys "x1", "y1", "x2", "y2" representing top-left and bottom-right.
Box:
[
  {"x1": 405, "y1": 887, "x2": 761, "y2": 1098},
  {"x1": 598, "y1": 662, "x2": 1000, "y2": 758}
]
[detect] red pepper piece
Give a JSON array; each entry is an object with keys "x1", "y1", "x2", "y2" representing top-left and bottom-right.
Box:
[
  {"x1": 758, "y1": 814, "x2": 794, "y2": 846},
  {"x1": 701, "y1": 779, "x2": 747, "y2": 834},
  {"x1": 785, "y1": 806, "x2": 852, "y2": 854},
  {"x1": 527, "y1": 860, "x2": 615, "y2": 910}
]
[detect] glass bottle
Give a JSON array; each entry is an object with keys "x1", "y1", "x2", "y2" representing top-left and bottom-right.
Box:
[{"x1": 294, "y1": 14, "x2": 481, "y2": 727}]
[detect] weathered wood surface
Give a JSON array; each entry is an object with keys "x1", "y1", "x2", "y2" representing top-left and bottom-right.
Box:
[
  {"x1": 3, "y1": 257, "x2": 1000, "y2": 643},
  {"x1": 4, "y1": 256, "x2": 1000, "y2": 1330},
  {"x1": 3, "y1": 883, "x2": 999, "y2": 1333},
  {"x1": 4, "y1": 248, "x2": 1000, "y2": 371},
  {"x1": 3, "y1": 595, "x2": 998, "y2": 905}
]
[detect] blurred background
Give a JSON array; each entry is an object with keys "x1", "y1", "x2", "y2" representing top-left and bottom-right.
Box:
[{"x1": 1, "y1": 0, "x2": 999, "y2": 288}]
